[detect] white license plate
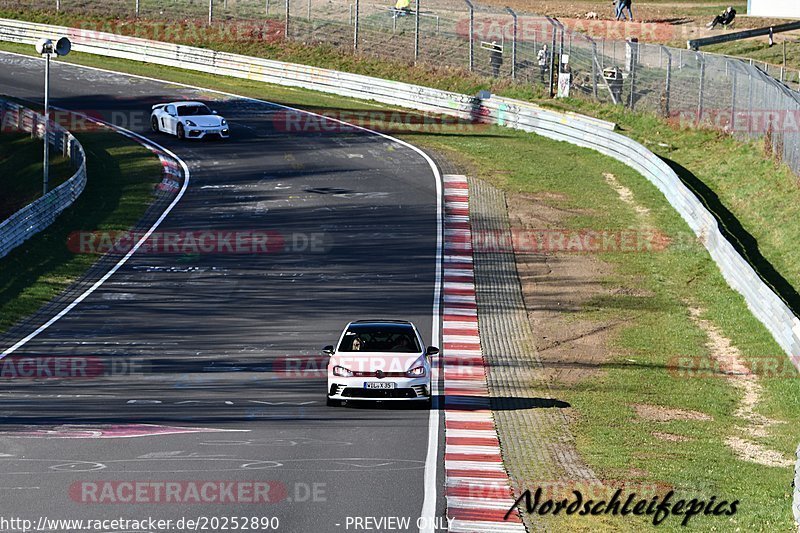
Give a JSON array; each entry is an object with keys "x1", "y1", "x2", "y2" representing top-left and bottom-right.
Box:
[{"x1": 365, "y1": 382, "x2": 396, "y2": 390}]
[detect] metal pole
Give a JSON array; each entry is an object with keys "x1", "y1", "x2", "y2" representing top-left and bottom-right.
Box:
[
  {"x1": 506, "y1": 8, "x2": 517, "y2": 80},
  {"x1": 135, "y1": 0, "x2": 139, "y2": 17},
  {"x1": 209, "y1": 0, "x2": 213, "y2": 24},
  {"x1": 414, "y1": 0, "x2": 420, "y2": 62},
  {"x1": 731, "y1": 66, "x2": 737, "y2": 131},
  {"x1": 784, "y1": 40, "x2": 787, "y2": 69},
  {"x1": 697, "y1": 54, "x2": 705, "y2": 125},
  {"x1": 464, "y1": 0, "x2": 473, "y2": 72},
  {"x1": 747, "y1": 72, "x2": 753, "y2": 135},
  {"x1": 307, "y1": 0, "x2": 311, "y2": 20},
  {"x1": 549, "y1": 28, "x2": 556, "y2": 97},
  {"x1": 629, "y1": 41, "x2": 636, "y2": 108},
  {"x1": 266, "y1": 0, "x2": 270, "y2": 15},
  {"x1": 43, "y1": 53, "x2": 50, "y2": 196},
  {"x1": 353, "y1": 0, "x2": 359, "y2": 50},
  {"x1": 285, "y1": 0, "x2": 290, "y2": 39},
  {"x1": 664, "y1": 47, "x2": 672, "y2": 118},
  {"x1": 56, "y1": 0, "x2": 60, "y2": 11},
  {"x1": 591, "y1": 42, "x2": 598, "y2": 100}
]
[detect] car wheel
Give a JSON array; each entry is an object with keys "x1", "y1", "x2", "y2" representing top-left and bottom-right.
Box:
[
  {"x1": 326, "y1": 397, "x2": 340, "y2": 407},
  {"x1": 150, "y1": 116, "x2": 160, "y2": 133},
  {"x1": 176, "y1": 123, "x2": 185, "y2": 140}
]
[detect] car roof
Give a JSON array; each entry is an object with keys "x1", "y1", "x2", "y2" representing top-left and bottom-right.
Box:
[
  {"x1": 349, "y1": 320, "x2": 413, "y2": 325},
  {"x1": 166, "y1": 101, "x2": 207, "y2": 107}
]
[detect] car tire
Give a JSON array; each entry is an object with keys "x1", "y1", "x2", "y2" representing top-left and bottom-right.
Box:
[
  {"x1": 150, "y1": 116, "x2": 160, "y2": 133},
  {"x1": 176, "y1": 123, "x2": 185, "y2": 140},
  {"x1": 326, "y1": 397, "x2": 340, "y2": 407}
]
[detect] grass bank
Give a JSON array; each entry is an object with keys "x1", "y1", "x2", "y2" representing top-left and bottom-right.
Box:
[{"x1": 0, "y1": 132, "x2": 72, "y2": 219}]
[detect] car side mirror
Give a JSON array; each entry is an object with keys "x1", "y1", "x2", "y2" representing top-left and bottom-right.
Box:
[
  {"x1": 322, "y1": 345, "x2": 334, "y2": 356},
  {"x1": 426, "y1": 346, "x2": 439, "y2": 356}
]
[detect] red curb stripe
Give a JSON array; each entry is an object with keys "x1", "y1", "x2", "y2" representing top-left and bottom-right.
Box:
[
  {"x1": 446, "y1": 469, "x2": 508, "y2": 479},
  {"x1": 445, "y1": 454, "x2": 503, "y2": 464},
  {"x1": 443, "y1": 314, "x2": 478, "y2": 322},
  {"x1": 445, "y1": 420, "x2": 496, "y2": 430},
  {"x1": 444, "y1": 288, "x2": 476, "y2": 297},
  {"x1": 443, "y1": 328, "x2": 479, "y2": 336},
  {"x1": 446, "y1": 485, "x2": 512, "y2": 499},
  {"x1": 446, "y1": 437, "x2": 500, "y2": 447}
]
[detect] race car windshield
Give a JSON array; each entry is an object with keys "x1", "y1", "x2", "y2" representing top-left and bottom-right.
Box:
[
  {"x1": 338, "y1": 324, "x2": 421, "y2": 353},
  {"x1": 177, "y1": 105, "x2": 213, "y2": 116}
]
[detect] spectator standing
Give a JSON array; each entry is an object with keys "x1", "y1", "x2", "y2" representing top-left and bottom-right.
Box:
[
  {"x1": 489, "y1": 41, "x2": 503, "y2": 78},
  {"x1": 616, "y1": 0, "x2": 633, "y2": 21},
  {"x1": 537, "y1": 44, "x2": 549, "y2": 84}
]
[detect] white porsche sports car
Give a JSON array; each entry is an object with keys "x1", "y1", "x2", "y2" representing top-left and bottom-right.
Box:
[
  {"x1": 325, "y1": 320, "x2": 438, "y2": 406},
  {"x1": 150, "y1": 101, "x2": 229, "y2": 140}
]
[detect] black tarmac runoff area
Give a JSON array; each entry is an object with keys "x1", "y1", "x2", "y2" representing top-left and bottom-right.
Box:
[{"x1": 0, "y1": 52, "x2": 445, "y2": 532}]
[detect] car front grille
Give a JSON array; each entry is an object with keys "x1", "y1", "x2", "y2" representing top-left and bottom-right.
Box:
[
  {"x1": 341, "y1": 387, "x2": 419, "y2": 399},
  {"x1": 351, "y1": 371, "x2": 407, "y2": 378}
]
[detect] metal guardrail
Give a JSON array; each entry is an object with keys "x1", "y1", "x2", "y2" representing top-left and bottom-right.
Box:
[
  {"x1": 1, "y1": 18, "x2": 797, "y2": 363},
  {"x1": 688, "y1": 20, "x2": 800, "y2": 51},
  {"x1": 0, "y1": 98, "x2": 87, "y2": 259}
]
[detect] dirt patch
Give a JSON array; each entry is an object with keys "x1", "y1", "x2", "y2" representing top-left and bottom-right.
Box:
[
  {"x1": 724, "y1": 436, "x2": 794, "y2": 469},
  {"x1": 688, "y1": 307, "x2": 792, "y2": 468},
  {"x1": 652, "y1": 431, "x2": 692, "y2": 442},
  {"x1": 508, "y1": 193, "x2": 619, "y2": 385},
  {"x1": 634, "y1": 403, "x2": 713, "y2": 422},
  {"x1": 604, "y1": 173, "x2": 651, "y2": 217}
]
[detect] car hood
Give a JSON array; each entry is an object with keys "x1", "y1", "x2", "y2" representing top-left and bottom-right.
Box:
[
  {"x1": 331, "y1": 353, "x2": 425, "y2": 374},
  {"x1": 183, "y1": 115, "x2": 224, "y2": 127}
]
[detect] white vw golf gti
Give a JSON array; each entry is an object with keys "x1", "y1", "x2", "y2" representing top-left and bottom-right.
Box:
[
  {"x1": 325, "y1": 320, "x2": 437, "y2": 406},
  {"x1": 151, "y1": 101, "x2": 229, "y2": 140}
]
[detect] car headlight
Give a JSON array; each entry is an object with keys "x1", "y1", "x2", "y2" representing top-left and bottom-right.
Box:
[
  {"x1": 333, "y1": 365, "x2": 353, "y2": 377},
  {"x1": 406, "y1": 356, "x2": 427, "y2": 377},
  {"x1": 185, "y1": 120, "x2": 196, "y2": 127},
  {"x1": 221, "y1": 119, "x2": 227, "y2": 126}
]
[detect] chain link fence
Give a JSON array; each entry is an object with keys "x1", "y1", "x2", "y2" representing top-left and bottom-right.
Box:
[{"x1": 3, "y1": 0, "x2": 800, "y2": 176}]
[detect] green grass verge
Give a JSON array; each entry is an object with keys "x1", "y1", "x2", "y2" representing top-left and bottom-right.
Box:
[
  {"x1": 0, "y1": 127, "x2": 162, "y2": 334},
  {"x1": 0, "y1": 132, "x2": 72, "y2": 218},
  {"x1": 0, "y1": 32, "x2": 798, "y2": 530},
  {"x1": 706, "y1": 39, "x2": 800, "y2": 72}
]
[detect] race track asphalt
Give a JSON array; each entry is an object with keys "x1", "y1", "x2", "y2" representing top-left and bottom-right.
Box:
[{"x1": 0, "y1": 52, "x2": 446, "y2": 532}]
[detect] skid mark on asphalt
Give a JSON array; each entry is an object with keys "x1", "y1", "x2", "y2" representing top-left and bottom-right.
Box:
[{"x1": 0, "y1": 424, "x2": 246, "y2": 439}]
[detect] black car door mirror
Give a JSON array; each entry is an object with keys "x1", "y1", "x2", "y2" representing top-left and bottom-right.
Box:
[
  {"x1": 426, "y1": 346, "x2": 440, "y2": 356},
  {"x1": 322, "y1": 345, "x2": 335, "y2": 356}
]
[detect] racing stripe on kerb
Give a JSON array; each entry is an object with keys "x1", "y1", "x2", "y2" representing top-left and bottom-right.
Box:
[{"x1": 441, "y1": 175, "x2": 525, "y2": 533}]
